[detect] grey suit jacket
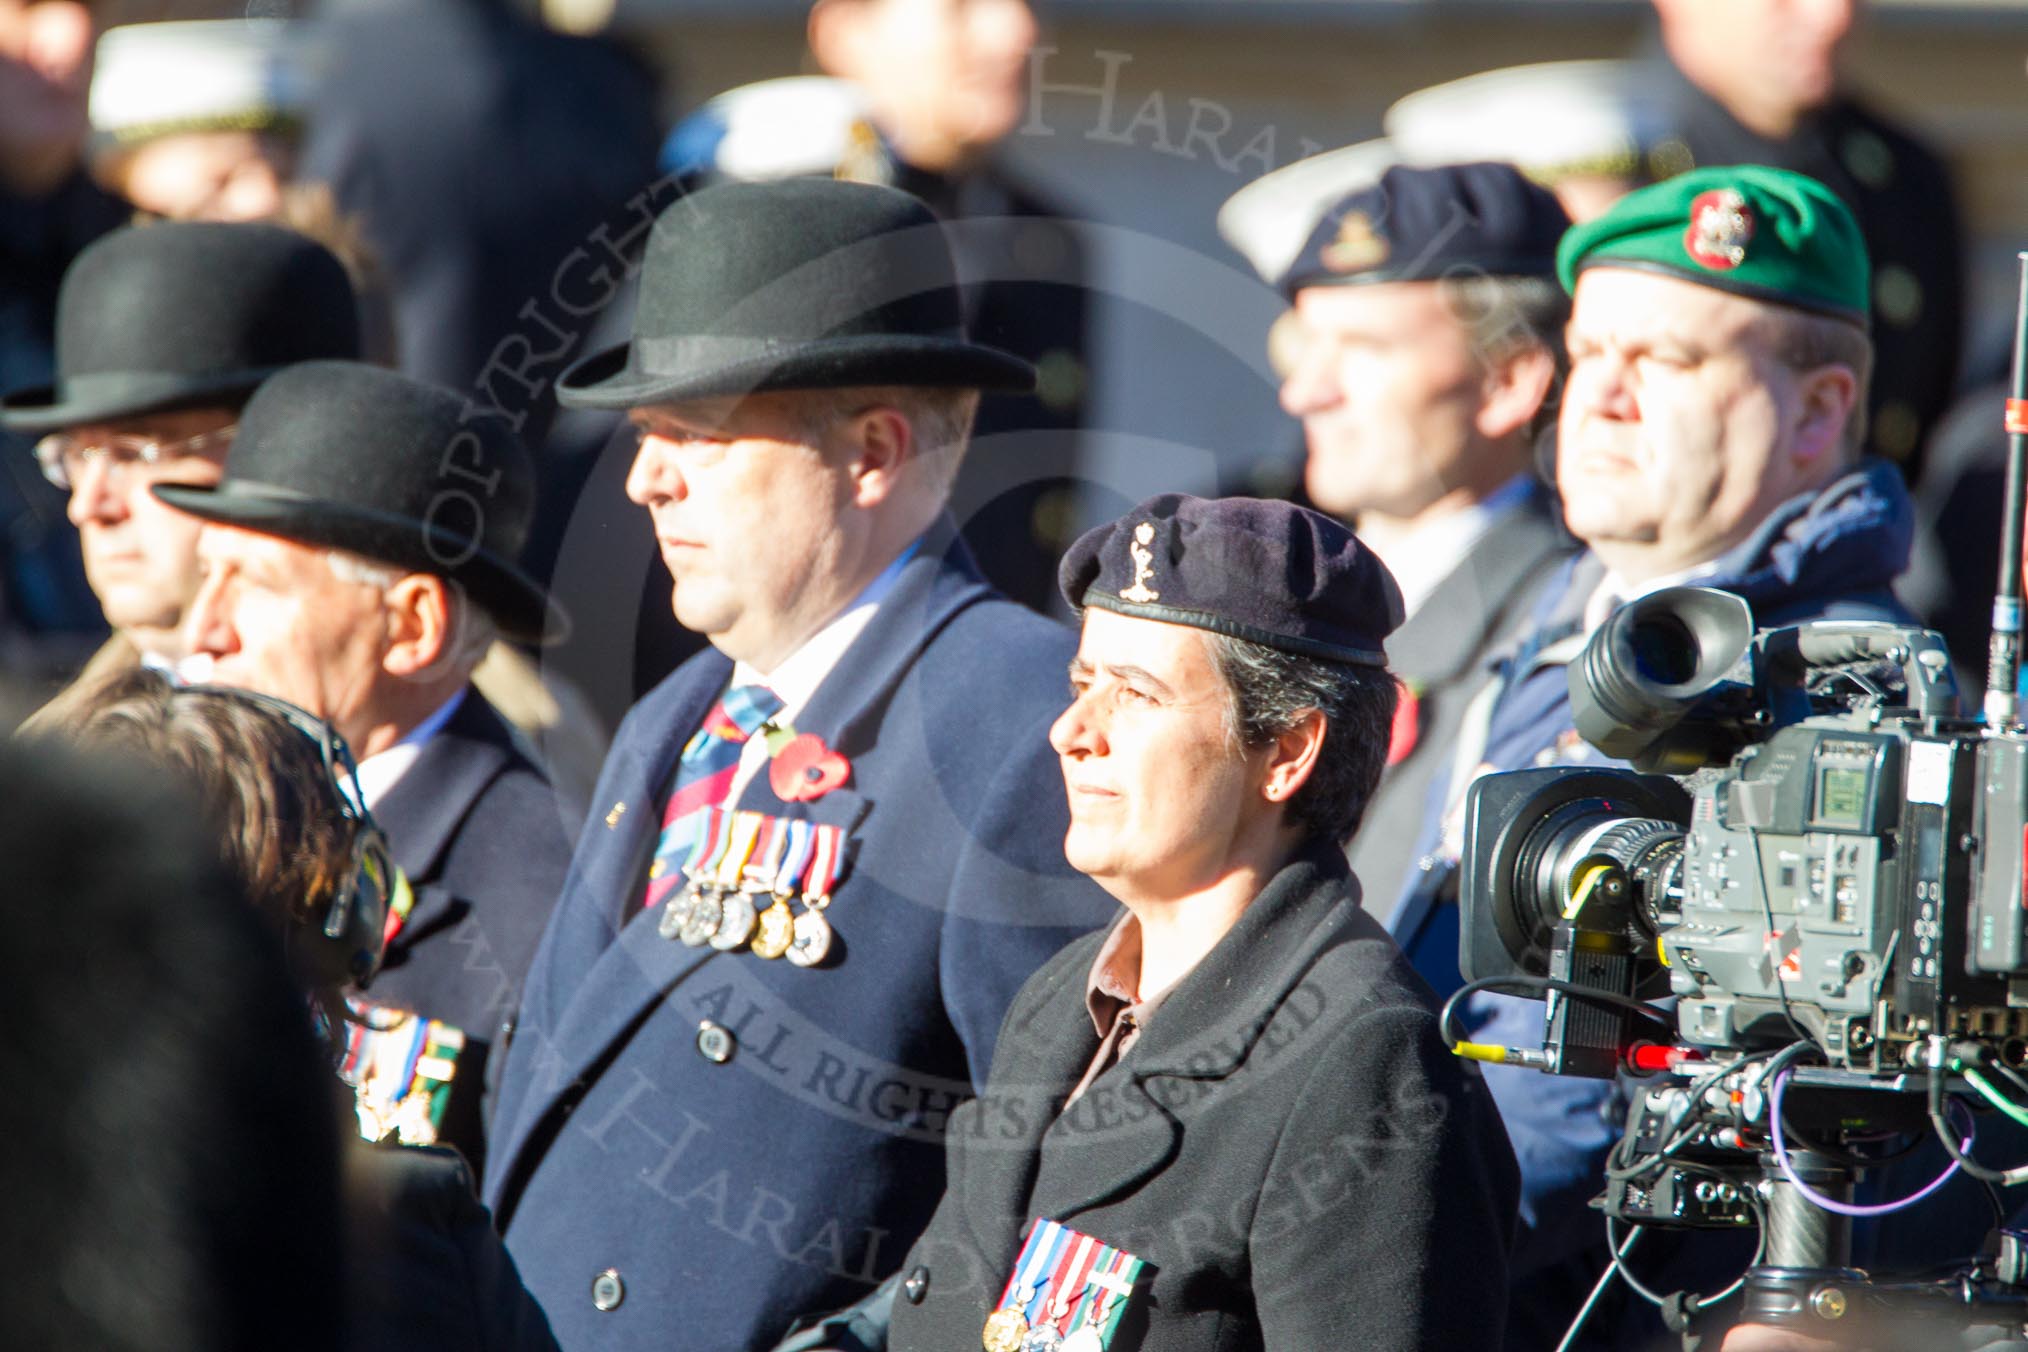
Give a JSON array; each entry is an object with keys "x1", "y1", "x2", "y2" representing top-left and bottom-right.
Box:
[{"x1": 1347, "y1": 484, "x2": 1570, "y2": 910}]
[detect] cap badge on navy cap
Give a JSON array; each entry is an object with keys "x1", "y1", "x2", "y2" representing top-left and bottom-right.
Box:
[
  {"x1": 1119, "y1": 522, "x2": 1161, "y2": 604},
  {"x1": 1321, "y1": 211, "x2": 1389, "y2": 274},
  {"x1": 1685, "y1": 188, "x2": 1754, "y2": 272}
]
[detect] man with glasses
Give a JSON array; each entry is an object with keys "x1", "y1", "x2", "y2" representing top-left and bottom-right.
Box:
[{"x1": 0, "y1": 219, "x2": 361, "y2": 676}]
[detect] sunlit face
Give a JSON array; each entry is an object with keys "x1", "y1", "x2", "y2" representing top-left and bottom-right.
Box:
[
  {"x1": 1278, "y1": 282, "x2": 1489, "y2": 520},
  {"x1": 1049, "y1": 608, "x2": 1275, "y2": 901},
  {"x1": 831, "y1": 0, "x2": 1037, "y2": 164},
  {"x1": 184, "y1": 525, "x2": 392, "y2": 744},
  {"x1": 59, "y1": 407, "x2": 234, "y2": 650},
  {"x1": 624, "y1": 393, "x2": 858, "y2": 668},
  {"x1": 1558, "y1": 267, "x2": 1812, "y2": 570}
]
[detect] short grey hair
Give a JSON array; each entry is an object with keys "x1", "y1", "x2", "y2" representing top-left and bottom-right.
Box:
[
  {"x1": 1756, "y1": 306, "x2": 1875, "y2": 461},
  {"x1": 1437, "y1": 273, "x2": 1569, "y2": 369},
  {"x1": 1204, "y1": 632, "x2": 1399, "y2": 845},
  {"x1": 793, "y1": 386, "x2": 981, "y2": 496},
  {"x1": 324, "y1": 549, "x2": 497, "y2": 673}
]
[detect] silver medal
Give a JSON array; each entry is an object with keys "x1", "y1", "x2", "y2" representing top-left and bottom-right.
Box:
[
  {"x1": 680, "y1": 890, "x2": 724, "y2": 947},
  {"x1": 785, "y1": 905, "x2": 833, "y2": 967},
  {"x1": 658, "y1": 886, "x2": 697, "y2": 941},
  {"x1": 711, "y1": 890, "x2": 759, "y2": 951}
]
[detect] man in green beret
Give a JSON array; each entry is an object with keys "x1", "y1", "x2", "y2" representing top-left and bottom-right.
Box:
[{"x1": 1388, "y1": 164, "x2": 1919, "y2": 1352}]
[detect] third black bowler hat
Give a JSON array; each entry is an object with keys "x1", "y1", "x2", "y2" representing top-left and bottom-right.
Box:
[
  {"x1": 556, "y1": 177, "x2": 1036, "y2": 409},
  {"x1": 0, "y1": 221, "x2": 361, "y2": 434},
  {"x1": 153, "y1": 362, "x2": 563, "y2": 645}
]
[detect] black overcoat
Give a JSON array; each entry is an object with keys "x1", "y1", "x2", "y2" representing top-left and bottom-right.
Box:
[{"x1": 886, "y1": 844, "x2": 1519, "y2": 1352}]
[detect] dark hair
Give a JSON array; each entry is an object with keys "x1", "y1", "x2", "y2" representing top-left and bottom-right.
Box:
[
  {"x1": 25, "y1": 667, "x2": 364, "y2": 946},
  {"x1": 1206, "y1": 632, "x2": 1399, "y2": 844},
  {"x1": 0, "y1": 739, "x2": 344, "y2": 1352}
]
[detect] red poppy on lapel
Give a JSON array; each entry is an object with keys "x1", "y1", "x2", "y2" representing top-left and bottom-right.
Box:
[
  {"x1": 770, "y1": 732, "x2": 852, "y2": 802},
  {"x1": 1386, "y1": 680, "x2": 1422, "y2": 767}
]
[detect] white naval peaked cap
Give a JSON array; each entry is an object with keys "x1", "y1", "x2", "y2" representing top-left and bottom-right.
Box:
[
  {"x1": 1386, "y1": 60, "x2": 1669, "y2": 186},
  {"x1": 1216, "y1": 138, "x2": 1398, "y2": 287},
  {"x1": 660, "y1": 76, "x2": 880, "y2": 183},
  {"x1": 89, "y1": 19, "x2": 313, "y2": 147}
]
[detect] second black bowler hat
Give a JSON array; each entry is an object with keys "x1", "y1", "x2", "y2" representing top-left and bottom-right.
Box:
[
  {"x1": 556, "y1": 177, "x2": 1036, "y2": 409},
  {"x1": 153, "y1": 361, "x2": 564, "y2": 645},
  {"x1": 0, "y1": 221, "x2": 361, "y2": 434}
]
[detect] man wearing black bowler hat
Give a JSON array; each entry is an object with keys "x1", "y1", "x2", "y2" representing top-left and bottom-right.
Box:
[
  {"x1": 161, "y1": 359, "x2": 573, "y2": 1177},
  {"x1": 792, "y1": 494, "x2": 1517, "y2": 1352},
  {"x1": 0, "y1": 220, "x2": 360, "y2": 676},
  {"x1": 481, "y1": 176, "x2": 1115, "y2": 1352}
]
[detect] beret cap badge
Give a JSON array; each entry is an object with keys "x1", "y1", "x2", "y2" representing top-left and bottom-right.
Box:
[
  {"x1": 1320, "y1": 210, "x2": 1389, "y2": 275},
  {"x1": 1118, "y1": 522, "x2": 1161, "y2": 603},
  {"x1": 1684, "y1": 187, "x2": 1754, "y2": 272}
]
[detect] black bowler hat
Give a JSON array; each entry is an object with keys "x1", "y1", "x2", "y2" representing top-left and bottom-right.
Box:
[
  {"x1": 153, "y1": 362, "x2": 564, "y2": 645},
  {"x1": 0, "y1": 221, "x2": 360, "y2": 434},
  {"x1": 1279, "y1": 161, "x2": 1571, "y2": 298},
  {"x1": 556, "y1": 177, "x2": 1035, "y2": 409},
  {"x1": 1060, "y1": 494, "x2": 1403, "y2": 666}
]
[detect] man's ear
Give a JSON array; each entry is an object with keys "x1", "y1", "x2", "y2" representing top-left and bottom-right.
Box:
[
  {"x1": 1474, "y1": 342, "x2": 1557, "y2": 444},
  {"x1": 381, "y1": 574, "x2": 455, "y2": 678},
  {"x1": 808, "y1": 0, "x2": 870, "y2": 79},
  {"x1": 1261, "y1": 707, "x2": 1327, "y2": 806},
  {"x1": 1789, "y1": 362, "x2": 1859, "y2": 472},
  {"x1": 843, "y1": 404, "x2": 914, "y2": 509}
]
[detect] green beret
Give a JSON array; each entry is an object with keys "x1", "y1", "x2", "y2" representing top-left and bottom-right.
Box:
[{"x1": 1556, "y1": 165, "x2": 1870, "y2": 325}]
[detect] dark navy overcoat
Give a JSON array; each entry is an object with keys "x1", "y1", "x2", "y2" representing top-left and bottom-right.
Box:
[{"x1": 482, "y1": 536, "x2": 1116, "y2": 1351}]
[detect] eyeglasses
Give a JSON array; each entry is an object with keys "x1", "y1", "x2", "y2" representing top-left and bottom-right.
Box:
[{"x1": 33, "y1": 424, "x2": 236, "y2": 491}]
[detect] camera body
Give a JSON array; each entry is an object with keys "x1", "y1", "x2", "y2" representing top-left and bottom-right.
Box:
[{"x1": 1458, "y1": 587, "x2": 2028, "y2": 1079}]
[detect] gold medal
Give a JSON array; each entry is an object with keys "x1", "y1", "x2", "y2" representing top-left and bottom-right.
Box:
[
  {"x1": 752, "y1": 895, "x2": 796, "y2": 959},
  {"x1": 982, "y1": 1308, "x2": 1028, "y2": 1352}
]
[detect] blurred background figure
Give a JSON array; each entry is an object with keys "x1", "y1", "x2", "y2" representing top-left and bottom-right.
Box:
[
  {"x1": 1273, "y1": 162, "x2": 1575, "y2": 911},
  {"x1": 1649, "y1": 0, "x2": 1963, "y2": 473},
  {"x1": 0, "y1": 0, "x2": 122, "y2": 689},
  {"x1": 22, "y1": 667, "x2": 561, "y2": 1352},
  {"x1": 85, "y1": 17, "x2": 308, "y2": 223},
  {"x1": 663, "y1": 0, "x2": 1092, "y2": 615},
  {"x1": 1384, "y1": 59, "x2": 1671, "y2": 222},
  {"x1": 0, "y1": 728, "x2": 347, "y2": 1352}
]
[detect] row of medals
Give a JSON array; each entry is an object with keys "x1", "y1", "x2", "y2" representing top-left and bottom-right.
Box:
[
  {"x1": 983, "y1": 1301, "x2": 1110, "y2": 1352},
  {"x1": 659, "y1": 878, "x2": 834, "y2": 966}
]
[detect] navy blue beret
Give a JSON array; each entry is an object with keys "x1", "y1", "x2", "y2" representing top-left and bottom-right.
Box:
[
  {"x1": 1280, "y1": 161, "x2": 1571, "y2": 297},
  {"x1": 1058, "y1": 494, "x2": 1403, "y2": 666}
]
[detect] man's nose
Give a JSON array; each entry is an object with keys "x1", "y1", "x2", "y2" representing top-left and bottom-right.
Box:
[
  {"x1": 184, "y1": 569, "x2": 237, "y2": 658},
  {"x1": 1275, "y1": 327, "x2": 1338, "y2": 418},
  {"x1": 624, "y1": 435, "x2": 689, "y2": 507},
  {"x1": 65, "y1": 454, "x2": 126, "y2": 527}
]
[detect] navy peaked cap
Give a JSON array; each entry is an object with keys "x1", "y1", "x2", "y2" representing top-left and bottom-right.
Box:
[
  {"x1": 1281, "y1": 161, "x2": 1571, "y2": 297},
  {"x1": 1059, "y1": 494, "x2": 1403, "y2": 665}
]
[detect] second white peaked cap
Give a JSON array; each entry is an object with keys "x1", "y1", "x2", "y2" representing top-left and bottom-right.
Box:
[
  {"x1": 1385, "y1": 59, "x2": 1670, "y2": 186},
  {"x1": 89, "y1": 19, "x2": 313, "y2": 146},
  {"x1": 661, "y1": 76, "x2": 878, "y2": 183},
  {"x1": 1215, "y1": 138, "x2": 1398, "y2": 287}
]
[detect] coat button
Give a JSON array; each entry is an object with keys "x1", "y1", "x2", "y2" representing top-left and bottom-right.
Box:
[
  {"x1": 592, "y1": 1268, "x2": 625, "y2": 1311},
  {"x1": 696, "y1": 1020, "x2": 735, "y2": 1064},
  {"x1": 903, "y1": 1265, "x2": 929, "y2": 1304}
]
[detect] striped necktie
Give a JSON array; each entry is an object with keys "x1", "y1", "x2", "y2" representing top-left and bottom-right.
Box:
[{"x1": 641, "y1": 683, "x2": 783, "y2": 913}]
